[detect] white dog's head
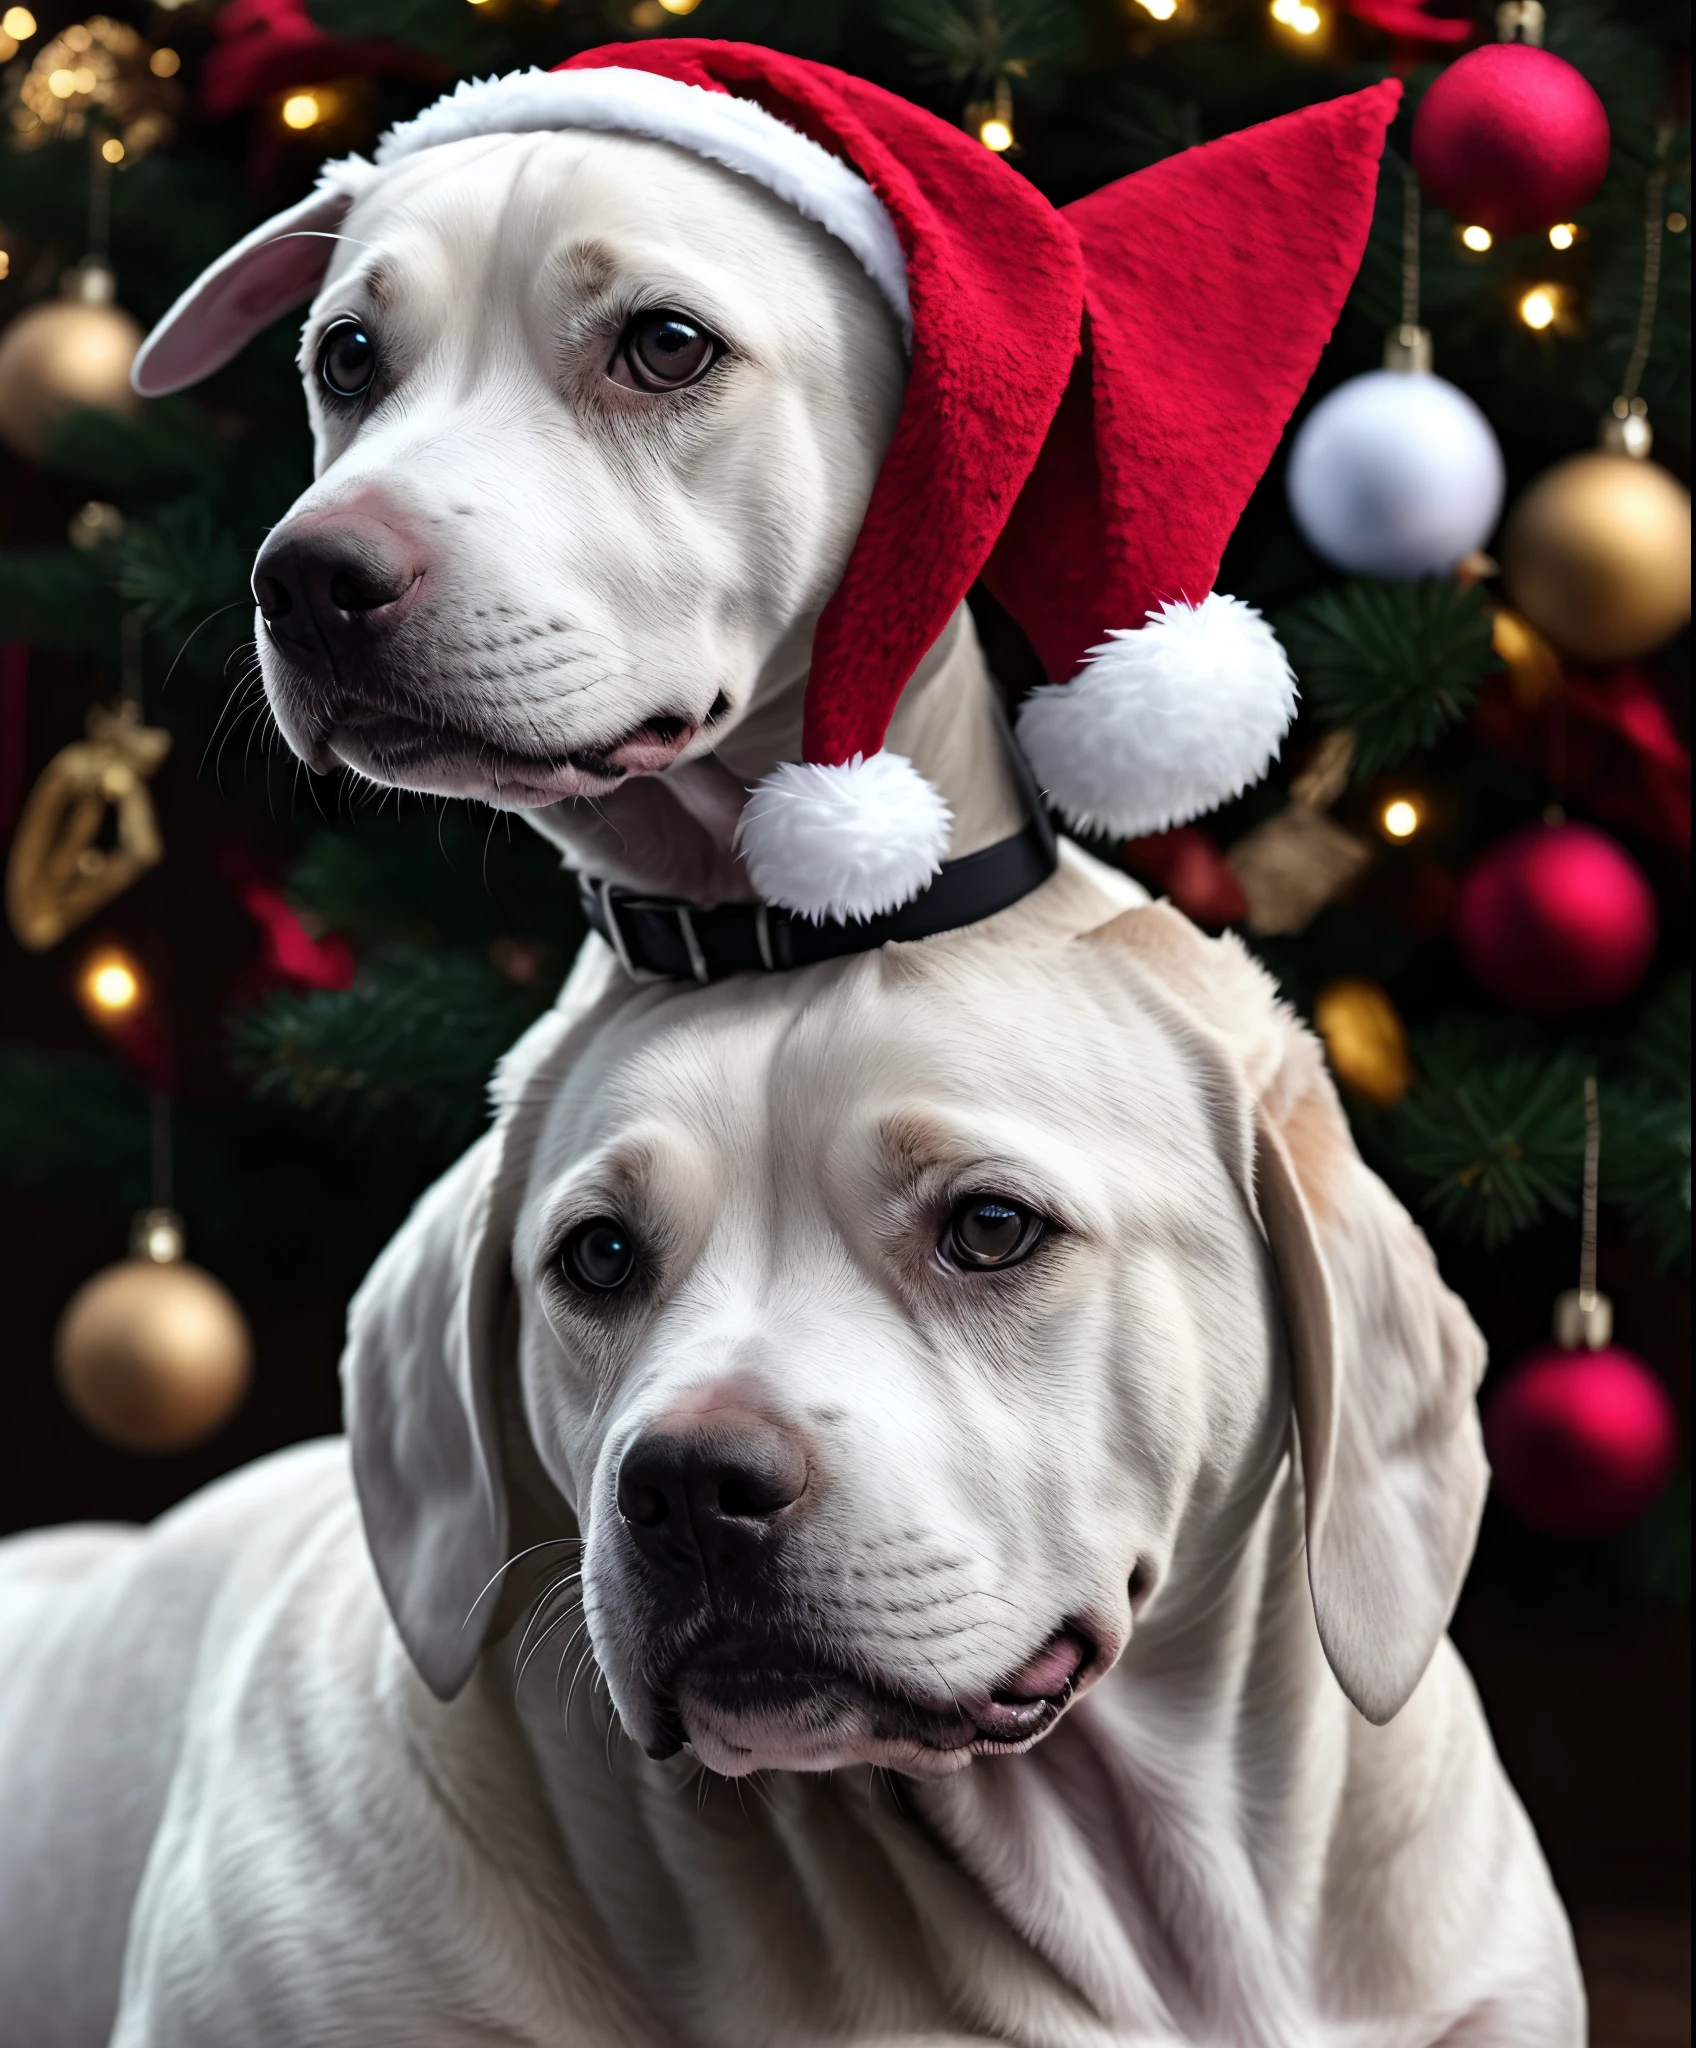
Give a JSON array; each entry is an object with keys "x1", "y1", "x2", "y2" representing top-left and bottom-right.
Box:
[
  {"x1": 344, "y1": 905, "x2": 1488, "y2": 1776},
  {"x1": 139, "y1": 130, "x2": 904, "y2": 808}
]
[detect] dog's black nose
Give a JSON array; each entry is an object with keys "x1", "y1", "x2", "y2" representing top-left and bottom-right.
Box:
[
  {"x1": 617, "y1": 1420, "x2": 808, "y2": 1593},
  {"x1": 253, "y1": 532, "x2": 414, "y2": 668}
]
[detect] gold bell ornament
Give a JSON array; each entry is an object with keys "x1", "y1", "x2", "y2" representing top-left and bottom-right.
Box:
[
  {"x1": 1500, "y1": 162, "x2": 1692, "y2": 664},
  {"x1": 56, "y1": 1208, "x2": 252, "y2": 1452},
  {"x1": 0, "y1": 14, "x2": 180, "y2": 459},
  {"x1": 0, "y1": 257, "x2": 143, "y2": 460},
  {"x1": 54, "y1": 1086, "x2": 251, "y2": 1454},
  {"x1": 1313, "y1": 978, "x2": 1414, "y2": 1108}
]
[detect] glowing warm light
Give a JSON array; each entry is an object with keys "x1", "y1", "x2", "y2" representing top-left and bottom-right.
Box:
[
  {"x1": 1667, "y1": 213, "x2": 1686, "y2": 234},
  {"x1": 100, "y1": 136, "x2": 124, "y2": 163},
  {"x1": 1271, "y1": 0, "x2": 1322, "y2": 31},
  {"x1": 78, "y1": 948, "x2": 145, "y2": 1019},
  {"x1": 1547, "y1": 222, "x2": 1575, "y2": 250},
  {"x1": 0, "y1": 251, "x2": 9, "y2": 280},
  {"x1": 1135, "y1": 0, "x2": 1178, "y2": 17},
  {"x1": 1519, "y1": 287, "x2": 1557, "y2": 331},
  {"x1": 1461, "y1": 224, "x2": 1493, "y2": 252},
  {"x1": 281, "y1": 91, "x2": 322, "y2": 130},
  {"x1": 149, "y1": 46, "x2": 180, "y2": 76},
  {"x1": 658, "y1": 0, "x2": 703, "y2": 11},
  {"x1": 1380, "y1": 798, "x2": 1421, "y2": 841},
  {"x1": 978, "y1": 116, "x2": 1014, "y2": 152},
  {"x1": 2, "y1": 6, "x2": 38, "y2": 35},
  {"x1": 48, "y1": 66, "x2": 75, "y2": 96}
]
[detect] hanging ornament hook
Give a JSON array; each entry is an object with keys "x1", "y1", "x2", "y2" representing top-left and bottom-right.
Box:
[
  {"x1": 1602, "y1": 161, "x2": 1669, "y2": 458},
  {"x1": 1553, "y1": 1076, "x2": 1612, "y2": 1349},
  {"x1": 1384, "y1": 159, "x2": 1433, "y2": 372}
]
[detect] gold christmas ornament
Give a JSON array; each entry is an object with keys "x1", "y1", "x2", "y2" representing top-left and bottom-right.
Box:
[
  {"x1": 55, "y1": 1210, "x2": 251, "y2": 1452},
  {"x1": 1313, "y1": 978, "x2": 1414, "y2": 1108},
  {"x1": 1501, "y1": 444, "x2": 1691, "y2": 663},
  {"x1": 1490, "y1": 604, "x2": 1563, "y2": 708},
  {"x1": 0, "y1": 258, "x2": 144, "y2": 461},
  {"x1": 6, "y1": 698, "x2": 170, "y2": 951}
]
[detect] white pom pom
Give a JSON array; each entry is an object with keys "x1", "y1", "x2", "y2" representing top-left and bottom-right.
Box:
[
  {"x1": 1015, "y1": 592, "x2": 1297, "y2": 839},
  {"x1": 734, "y1": 753, "x2": 953, "y2": 923}
]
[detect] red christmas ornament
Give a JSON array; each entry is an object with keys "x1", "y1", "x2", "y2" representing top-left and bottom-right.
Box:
[
  {"x1": 1411, "y1": 44, "x2": 1609, "y2": 239},
  {"x1": 201, "y1": 0, "x2": 444, "y2": 117},
  {"x1": 1456, "y1": 821, "x2": 1657, "y2": 1015},
  {"x1": 1485, "y1": 1345, "x2": 1678, "y2": 1539}
]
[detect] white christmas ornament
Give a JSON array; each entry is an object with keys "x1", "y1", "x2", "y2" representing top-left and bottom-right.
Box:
[{"x1": 1287, "y1": 370, "x2": 1505, "y2": 579}]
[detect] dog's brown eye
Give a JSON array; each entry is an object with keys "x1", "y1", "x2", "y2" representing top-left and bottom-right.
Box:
[
  {"x1": 318, "y1": 320, "x2": 376, "y2": 399},
  {"x1": 560, "y1": 1218, "x2": 637, "y2": 1294},
  {"x1": 618, "y1": 313, "x2": 716, "y2": 392},
  {"x1": 941, "y1": 1197, "x2": 1044, "y2": 1273}
]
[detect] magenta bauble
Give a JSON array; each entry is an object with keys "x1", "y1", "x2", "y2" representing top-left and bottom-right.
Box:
[
  {"x1": 1411, "y1": 45, "x2": 1609, "y2": 239},
  {"x1": 1456, "y1": 822, "x2": 1657, "y2": 1015},
  {"x1": 1484, "y1": 1345, "x2": 1678, "y2": 1539}
]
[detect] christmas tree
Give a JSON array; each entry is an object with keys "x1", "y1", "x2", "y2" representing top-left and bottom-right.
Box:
[{"x1": 0, "y1": 0, "x2": 1687, "y2": 1622}]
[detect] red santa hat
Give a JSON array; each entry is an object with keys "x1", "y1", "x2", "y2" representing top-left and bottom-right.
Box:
[{"x1": 137, "y1": 42, "x2": 1398, "y2": 923}]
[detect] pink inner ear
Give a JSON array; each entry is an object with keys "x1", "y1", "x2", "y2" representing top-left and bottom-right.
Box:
[{"x1": 133, "y1": 216, "x2": 342, "y2": 398}]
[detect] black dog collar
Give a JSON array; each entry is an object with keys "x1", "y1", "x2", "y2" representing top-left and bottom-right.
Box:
[
  {"x1": 579, "y1": 808, "x2": 1057, "y2": 984},
  {"x1": 579, "y1": 730, "x2": 1059, "y2": 984}
]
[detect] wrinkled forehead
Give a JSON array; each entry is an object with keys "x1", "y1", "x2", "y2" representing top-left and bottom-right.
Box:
[
  {"x1": 522, "y1": 940, "x2": 1239, "y2": 1214},
  {"x1": 319, "y1": 128, "x2": 872, "y2": 330}
]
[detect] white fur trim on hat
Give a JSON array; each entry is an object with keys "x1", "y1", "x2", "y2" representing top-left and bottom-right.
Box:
[
  {"x1": 1015, "y1": 594, "x2": 1297, "y2": 840},
  {"x1": 376, "y1": 68, "x2": 912, "y2": 345},
  {"x1": 734, "y1": 753, "x2": 952, "y2": 923}
]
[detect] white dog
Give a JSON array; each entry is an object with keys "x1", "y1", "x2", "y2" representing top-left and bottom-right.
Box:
[
  {"x1": 136, "y1": 121, "x2": 1022, "y2": 907},
  {"x1": 0, "y1": 860, "x2": 1582, "y2": 2046},
  {"x1": 133, "y1": 61, "x2": 1399, "y2": 924}
]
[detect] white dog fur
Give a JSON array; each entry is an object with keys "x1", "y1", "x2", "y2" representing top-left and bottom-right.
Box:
[
  {"x1": 146, "y1": 128, "x2": 1024, "y2": 903},
  {"x1": 0, "y1": 849, "x2": 1581, "y2": 2046}
]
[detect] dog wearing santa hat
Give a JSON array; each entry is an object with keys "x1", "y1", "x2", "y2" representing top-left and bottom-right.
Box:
[{"x1": 136, "y1": 42, "x2": 1398, "y2": 956}]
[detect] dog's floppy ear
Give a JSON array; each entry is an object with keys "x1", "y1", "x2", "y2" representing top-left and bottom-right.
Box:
[
  {"x1": 131, "y1": 165, "x2": 375, "y2": 398},
  {"x1": 1087, "y1": 903, "x2": 1488, "y2": 1724},
  {"x1": 342, "y1": 1125, "x2": 516, "y2": 1701}
]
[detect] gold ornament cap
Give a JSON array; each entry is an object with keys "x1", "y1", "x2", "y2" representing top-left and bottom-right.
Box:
[
  {"x1": 1496, "y1": 0, "x2": 1544, "y2": 42},
  {"x1": 63, "y1": 258, "x2": 117, "y2": 307},
  {"x1": 1599, "y1": 397, "x2": 1653, "y2": 459},
  {"x1": 130, "y1": 1205, "x2": 186, "y2": 1263},
  {"x1": 1383, "y1": 324, "x2": 1434, "y2": 375},
  {"x1": 1553, "y1": 1287, "x2": 1613, "y2": 1350}
]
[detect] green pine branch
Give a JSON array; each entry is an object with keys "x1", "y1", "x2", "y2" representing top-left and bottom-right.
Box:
[
  {"x1": 232, "y1": 945, "x2": 553, "y2": 1152},
  {"x1": 0, "y1": 546, "x2": 124, "y2": 661},
  {"x1": 1394, "y1": 1019, "x2": 1587, "y2": 1249},
  {"x1": 1275, "y1": 578, "x2": 1501, "y2": 780},
  {"x1": 884, "y1": 0, "x2": 1084, "y2": 97}
]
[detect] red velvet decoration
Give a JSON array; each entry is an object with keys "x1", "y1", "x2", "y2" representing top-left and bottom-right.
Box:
[
  {"x1": 562, "y1": 45, "x2": 1397, "y2": 769},
  {"x1": 1485, "y1": 1345, "x2": 1679, "y2": 1540},
  {"x1": 202, "y1": 0, "x2": 444, "y2": 118},
  {"x1": 1472, "y1": 665, "x2": 1691, "y2": 860},
  {"x1": 1455, "y1": 821, "x2": 1658, "y2": 1016},
  {"x1": 241, "y1": 883, "x2": 357, "y2": 991},
  {"x1": 988, "y1": 86, "x2": 1400, "y2": 685},
  {"x1": 1410, "y1": 44, "x2": 1609, "y2": 239},
  {"x1": 1345, "y1": 0, "x2": 1472, "y2": 44}
]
